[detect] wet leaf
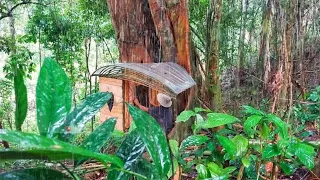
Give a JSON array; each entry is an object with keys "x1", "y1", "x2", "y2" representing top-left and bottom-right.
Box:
[
  {"x1": 241, "y1": 157, "x2": 250, "y2": 167},
  {"x1": 232, "y1": 135, "x2": 248, "y2": 157},
  {"x1": 294, "y1": 142, "x2": 316, "y2": 169},
  {"x1": 265, "y1": 114, "x2": 288, "y2": 139},
  {"x1": 180, "y1": 135, "x2": 209, "y2": 151},
  {"x1": 0, "y1": 168, "x2": 71, "y2": 180},
  {"x1": 217, "y1": 135, "x2": 236, "y2": 159},
  {"x1": 36, "y1": 58, "x2": 72, "y2": 136},
  {"x1": 244, "y1": 115, "x2": 262, "y2": 137},
  {"x1": 169, "y1": 139, "x2": 179, "y2": 157},
  {"x1": 262, "y1": 145, "x2": 281, "y2": 159},
  {"x1": 0, "y1": 130, "x2": 123, "y2": 168},
  {"x1": 261, "y1": 123, "x2": 270, "y2": 140},
  {"x1": 128, "y1": 104, "x2": 171, "y2": 178},
  {"x1": 51, "y1": 92, "x2": 113, "y2": 139},
  {"x1": 176, "y1": 110, "x2": 196, "y2": 122},
  {"x1": 14, "y1": 68, "x2": 28, "y2": 131},
  {"x1": 108, "y1": 130, "x2": 145, "y2": 180},
  {"x1": 279, "y1": 162, "x2": 297, "y2": 175},
  {"x1": 242, "y1": 105, "x2": 265, "y2": 116},
  {"x1": 75, "y1": 118, "x2": 116, "y2": 166},
  {"x1": 196, "y1": 164, "x2": 208, "y2": 179}
]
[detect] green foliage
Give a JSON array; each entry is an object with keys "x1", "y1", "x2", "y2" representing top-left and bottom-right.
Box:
[
  {"x1": 0, "y1": 168, "x2": 72, "y2": 180},
  {"x1": 54, "y1": 92, "x2": 113, "y2": 140},
  {"x1": 36, "y1": 58, "x2": 72, "y2": 137},
  {"x1": 0, "y1": 129, "x2": 123, "y2": 167},
  {"x1": 128, "y1": 104, "x2": 172, "y2": 179},
  {"x1": 293, "y1": 86, "x2": 320, "y2": 126},
  {"x1": 13, "y1": 68, "x2": 27, "y2": 131},
  {"x1": 177, "y1": 105, "x2": 317, "y2": 179},
  {"x1": 108, "y1": 130, "x2": 145, "y2": 180}
]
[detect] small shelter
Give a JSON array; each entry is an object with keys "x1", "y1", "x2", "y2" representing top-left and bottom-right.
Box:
[{"x1": 92, "y1": 62, "x2": 196, "y2": 131}]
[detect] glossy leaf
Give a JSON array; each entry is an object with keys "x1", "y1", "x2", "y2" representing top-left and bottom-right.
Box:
[
  {"x1": 50, "y1": 92, "x2": 113, "y2": 139},
  {"x1": 167, "y1": 159, "x2": 179, "y2": 178},
  {"x1": 261, "y1": 123, "x2": 270, "y2": 140},
  {"x1": 196, "y1": 113, "x2": 238, "y2": 130},
  {"x1": 75, "y1": 118, "x2": 116, "y2": 166},
  {"x1": 294, "y1": 142, "x2": 316, "y2": 169},
  {"x1": 206, "y1": 113, "x2": 238, "y2": 127},
  {"x1": 128, "y1": 104, "x2": 171, "y2": 178},
  {"x1": 180, "y1": 135, "x2": 209, "y2": 151},
  {"x1": 265, "y1": 114, "x2": 288, "y2": 139},
  {"x1": 0, "y1": 168, "x2": 71, "y2": 180},
  {"x1": 207, "y1": 162, "x2": 221, "y2": 177},
  {"x1": 176, "y1": 110, "x2": 196, "y2": 122},
  {"x1": 244, "y1": 115, "x2": 262, "y2": 137},
  {"x1": 279, "y1": 162, "x2": 297, "y2": 175},
  {"x1": 262, "y1": 145, "x2": 281, "y2": 159},
  {"x1": 242, "y1": 105, "x2": 265, "y2": 116},
  {"x1": 169, "y1": 139, "x2": 179, "y2": 157},
  {"x1": 232, "y1": 135, "x2": 248, "y2": 157},
  {"x1": 196, "y1": 164, "x2": 208, "y2": 179},
  {"x1": 217, "y1": 135, "x2": 236, "y2": 159},
  {"x1": 108, "y1": 130, "x2": 145, "y2": 180},
  {"x1": 194, "y1": 107, "x2": 211, "y2": 113},
  {"x1": 131, "y1": 158, "x2": 160, "y2": 180},
  {"x1": 241, "y1": 157, "x2": 250, "y2": 167},
  {"x1": 36, "y1": 58, "x2": 72, "y2": 136},
  {"x1": 14, "y1": 68, "x2": 28, "y2": 131},
  {"x1": 0, "y1": 130, "x2": 123, "y2": 167}
]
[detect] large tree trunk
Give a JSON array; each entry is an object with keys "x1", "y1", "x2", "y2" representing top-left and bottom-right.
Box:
[{"x1": 107, "y1": 0, "x2": 193, "y2": 140}]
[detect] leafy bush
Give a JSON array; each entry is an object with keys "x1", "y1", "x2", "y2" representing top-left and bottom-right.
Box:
[{"x1": 176, "y1": 105, "x2": 317, "y2": 179}]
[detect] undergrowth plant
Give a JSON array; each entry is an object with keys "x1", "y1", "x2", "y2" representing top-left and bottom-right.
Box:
[{"x1": 176, "y1": 106, "x2": 317, "y2": 180}]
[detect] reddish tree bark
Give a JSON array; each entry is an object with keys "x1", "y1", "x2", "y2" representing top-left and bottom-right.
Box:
[{"x1": 107, "y1": 0, "x2": 193, "y2": 133}]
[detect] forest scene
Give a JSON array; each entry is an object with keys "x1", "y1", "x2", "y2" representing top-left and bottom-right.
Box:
[{"x1": 0, "y1": 0, "x2": 319, "y2": 179}]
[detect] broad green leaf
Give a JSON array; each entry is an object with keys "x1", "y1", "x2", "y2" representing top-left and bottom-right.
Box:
[
  {"x1": 167, "y1": 159, "x2": 179, "y2": 178},
  {"x1": 128, "y1": 104, "x2": 171, "y2": 178},
  {"x1": 232, "y1": 135, "x2": 248, "y2": 156},
  {"x1": 14, "y1": 68, "x2": 28, "y2": 131},
  {"x1": 279, "y1": 162, "x2": 297, "y2": 175},
  {"x1": 196, "y1": 113, "x2": 238, "y2": 130},
  {"x1": 176, "y1": 110, "x2": 196, "y2": 122},
  {"x1": 196, "y1": 164, "x2": 208, "y2": 179},
  {"x1": 217, "y1": 135, "x2": 237, "y2": 159},
  {"x1": 261, "y1": 123, "x2": 270, "y2": 140},
  {"x1": 36, "y1": 58, "x2": 72, "y2": 136},
  {"x1": 206, "y1": 113, "x2": 238, "y2": 128},
  {"x1": 108, "y1": 130, "x2": 145, "y2": 180},
  {"x1": 265, "y1": 114, "x2": 288, "y2": 139},
  {"x1": 262, "y1": 145, "x2": 281, "y2": 159},
  {"x1": 0, "y1": 168, "x2": 71, "y2": 180},
  {"x1": 222, "y1": 166, "x2": 236, "y2": 174},
  {"x1": 50, "y1": 92, "x2": 113, "y2": 139},
  {"x1": 75, "y1": 118, "x2": 116, "y2": 166},
  {"x1": 180, "y1": 135, "x2": 209, "y2": 151},
  {"x1": 169, "y1": 139, "x2": 179, "y2": 157},
  {"x1": 207, "y1": 162, "x2": 221, "y2": 177},
  {"x1": 241, "y1": 157, "x2": 250, "y2": 167},
  {"x1": 294, "y1": 142, "x2": 316, "y2": 169},
  {"x1": 244, "y1": 115, "x2": 262, "y2": 137},
  {"x1": 242, "y1": 105, "x2": 265, "y2": 116},
  {"x1": 131, "y1": 158, "x2": 160, "y2": 180},
  {"x1": 0, "y1": 130, "x2": 123, "y2": 168},
  {"x1": 194, "y1": 107, "x2": 211, "y2": 113}
]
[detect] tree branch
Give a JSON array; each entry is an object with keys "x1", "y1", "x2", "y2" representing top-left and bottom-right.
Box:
[{"x1": 0, "y1": 1, "x2": 44, "y2": 21}]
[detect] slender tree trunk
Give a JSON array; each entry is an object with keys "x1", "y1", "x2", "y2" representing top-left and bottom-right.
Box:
[
  {"x1": 258, "y1": 0, "x2": 273, "y2": 93},
  {"x1": 206, "y1": 0, "x2": 223, "y2": 112}
]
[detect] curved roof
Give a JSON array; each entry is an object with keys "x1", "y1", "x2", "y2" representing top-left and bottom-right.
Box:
[{"x1": 91, "y1": 62, "x2": 196, "y2": 97}]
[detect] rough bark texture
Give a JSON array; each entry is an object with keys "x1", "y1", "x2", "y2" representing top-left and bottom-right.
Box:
[
  {"x1": 206, "y1": 0, "x2": 223, "y2": 112},
  {"x1": 107, "y1": 0, "x2": 193, "y2": 137}
]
